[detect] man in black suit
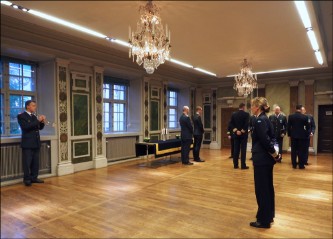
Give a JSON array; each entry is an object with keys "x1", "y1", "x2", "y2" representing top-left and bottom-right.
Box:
[
  {"x1": 229, "y1": 103, "x2": 250, "y2": 169},
  {"x1": 287, "y1": 104, "x2": 310, "y2": 169},
  {"x1": 17, "y1": 100, "x2": 46, "y2": 186},
  {"x1": 192, "y1": 106, "x2": 205, "y2": 162},
  {"x1": 269, "y1": 105, "x2": 287, "y2": 162},
  {"x1": 179, "y1": 106, "x2": 193, "y2": 165},
  {"x1": 301, "y1": 106, "x2": 316, "y2": 165}
]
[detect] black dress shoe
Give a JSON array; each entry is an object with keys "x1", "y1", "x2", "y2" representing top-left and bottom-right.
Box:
[
  {"x1": 234, "y1": 166, "x2": 239, "y2": 169},
  {"x1": 241, "y1": 166, "x2": 249, "y2": 170},
  {"x1": 31, "y1": 178, "x2": 44, "y2": 183},
  {"x1": 299, "y1": 166, "x2": 305, "y2": 169},
  {"x1": 228, "y1": 156, "x2": 233, "y2": 159},
  {"x1": 24, "y1": 181, "x2": 32, "y2": 186},
  {"x1": 304, "y1": 162, "x2": 309, "y2": 165},
  {"x1": 292, "y1": 166, "x2": 297, "y2": 169},
  {"x1": 194, "y1": 159, "x2": 205, "y2": 162},
  {"x1": 250, "y1": 221, "x2": 270, "y2": 228},
  {"x1": 182, "y1": 162, "x2": 194, "y2": 165}
]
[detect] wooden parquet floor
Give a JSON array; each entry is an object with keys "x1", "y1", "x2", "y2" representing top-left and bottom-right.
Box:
[{"x1": 1, "y1": 149, "x2": 332, "y2": 238}]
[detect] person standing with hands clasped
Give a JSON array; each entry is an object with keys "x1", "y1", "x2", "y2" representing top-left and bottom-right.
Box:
[
  {"x1": 192, "y1": 106, "x2": 205, "y2": 162},
  {"x1": 250, "y1": 97, "x2": 281, "y2": 229},
  {"x1": 17, "y1": 100, "x2": 46, "y2": 186}
]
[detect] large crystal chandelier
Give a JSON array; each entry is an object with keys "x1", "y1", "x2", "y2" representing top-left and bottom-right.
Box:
[
  {"x1": 129, "y1": 0, "x2": 171, "y2": 74},
  {"x1": 233, "y1": 59, "x2": 258, "y2": 97}
]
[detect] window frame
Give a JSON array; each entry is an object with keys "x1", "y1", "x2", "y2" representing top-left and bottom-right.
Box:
[
  {"x1": 167, "y1": 89, "x2": 178, "y2": 129},
  {"x1": 1, "y1": 59, "x2": 37, "y2": 136},
  {"x1": 103, "y1": 83, "x2": 128, "y2": 133}
]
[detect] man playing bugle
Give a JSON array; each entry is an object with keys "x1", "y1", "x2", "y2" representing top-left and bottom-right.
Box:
[{"x1": 17, "y1": 100, "x2": 46, "y2": 186}]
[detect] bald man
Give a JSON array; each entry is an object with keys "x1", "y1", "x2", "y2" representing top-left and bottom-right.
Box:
[
  {"x1": 269, "y1": 106, "x2": 287, "y2": 162},
  {"x1": 179, "y1": 106, "x2": 194, "y2": 165}
]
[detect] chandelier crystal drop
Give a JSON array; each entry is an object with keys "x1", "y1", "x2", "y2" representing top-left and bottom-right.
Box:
[
  {"x1": 233, "y1": 59, "x2": 258, "y2": 97},
  {"x1": 129, "y1": 0, "x2": 171, "y2": 74}
]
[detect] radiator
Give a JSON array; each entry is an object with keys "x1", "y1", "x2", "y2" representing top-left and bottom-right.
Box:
[
  {"x1": 1, "y1": 142, "x2": 51, "y2": 182},
  {"x1": 106, "y1": 136, "x2": 138, "y2": 162}
]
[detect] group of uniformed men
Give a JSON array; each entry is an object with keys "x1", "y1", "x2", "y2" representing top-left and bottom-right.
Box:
[{"x1": 227, "y1": 103, "x2": 316, "y2": 169}]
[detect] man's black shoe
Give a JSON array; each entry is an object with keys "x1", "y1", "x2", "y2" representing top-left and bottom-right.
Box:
[
  {"x1": 194, "y1": 159, "x2": 205, "y2": 162},
  {"x1": 241, "y1": 166, "x2": 249, "y2": 170},
  {"x1": 292, "y1": 166, "x2": 297, "y2": 169},
  {"x1": 24, "y1": 181, "x2": 32, "y2": 186},
  {"x1": 234, "y1": 166, "x2": 239, "y2": 169},
  {"x1": 228, "y1": 156, "x2": 233, "y2": 159},
  {"x1": 182, "y1": 162, "x2": 194, "y2": 165},
  {"x1": 250, "y1": 221, "x2": 270, "y2": 228},
  {"x1": 299, "y1": 166, "x2": 305, "y2": 169},
  {"x1": 304, "y1": 162, "x2": 309, "y2": 165},
  {"x1": 31, "y1": 178, "x2": 44, "y2": 183}
]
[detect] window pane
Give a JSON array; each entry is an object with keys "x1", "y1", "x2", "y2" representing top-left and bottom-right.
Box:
[
  {"x1": 10, "y1": 108, "x2": 22, "y2": 121},
  {"x1": 103, "y1": 84, "x2": 110, "y2": 99},
  {"x1": 10, "y1": 122, "x2": 21, "y2": 135},
  {"x1": 10, "y1": 95, "x2": 23, "y2": 109},
  {"x1": 23, "y1": 77, "x2": 35, "y2": 91},
  {"x1": 23, "y1": 95, "x2": 32, "y2": 103},
  {"x1": 169, "y1": 108, "x2": 176, "y2": 115},
  {"x1": 9, "y1": 63, "x2": 21, "y2": 76},
  {"x1": 9, "y1": 76, "x2": 22, "y2": 90},
  {"x1": 23, "y1": 65, "x2": 32, "y2": 77},
  {"x1": 114, "y1": 89, "x2": 125, "y2": 100}
]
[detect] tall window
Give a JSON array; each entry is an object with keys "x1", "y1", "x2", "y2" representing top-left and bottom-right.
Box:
[
  {"x1": 168, "y1": 90, "x2": 178, "y2": 129},
  {"x1": 1, "y1": 60, "x2": 37, "y2": 136},
  {"x1": 103, "y1": 83, "x2": 127, "y2": 132}
]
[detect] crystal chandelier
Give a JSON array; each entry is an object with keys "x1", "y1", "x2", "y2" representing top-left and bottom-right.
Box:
[
  {"x1": 129, "y1": 1, "x2": 171, "y2": 74},
  {"x1": 233, "y1": 59, "x2": 258, "y2": 97}
]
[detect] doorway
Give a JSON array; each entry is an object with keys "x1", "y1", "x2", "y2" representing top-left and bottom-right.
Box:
[
  {"x1": 221, "y1": 108, "x2": 238, "y2": 148},
  {"x1": 318, "y1": 104, "x2": 333, "y2": 153}
]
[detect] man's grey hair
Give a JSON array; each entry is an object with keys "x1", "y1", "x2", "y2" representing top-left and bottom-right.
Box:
[{"x1": 183, "y1": 106, "x2": 189, "y2": 111}]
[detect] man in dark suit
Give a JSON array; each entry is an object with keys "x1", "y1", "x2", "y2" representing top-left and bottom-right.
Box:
[
  {"x1": 287, "y1": 104, "x2": 310, "y2": 169},
  {"x1": 17, "y1": 100, "x2": 46, "y2": 186},
  {"x1": 179, "y1": 106, "x2": 193, "y2": 165},
  {"x1": 192, "y1": 106, "x2": 205, "y2": 162},
  {"x1": 269, "y1": 105, "x2": 287, "y2": 162},
  {"x1": 229, "y1": 103, "x2": 250, "y2": 169},
  {"x1": 301, "y1": 106, "x2": 316, "y2": 165}
]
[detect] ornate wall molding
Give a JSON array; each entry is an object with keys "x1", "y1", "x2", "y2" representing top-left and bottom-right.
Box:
[{"x1": 56, "y1": 58, "x2": 71, "y2": 163}]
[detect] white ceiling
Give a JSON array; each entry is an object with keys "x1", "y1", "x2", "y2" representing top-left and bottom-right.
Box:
[{"x1": 1, "y1": 1, "x2": 332, "y2": 78}]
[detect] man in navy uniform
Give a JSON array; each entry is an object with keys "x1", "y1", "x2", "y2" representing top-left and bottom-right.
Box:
[
  {"x1": 192, "y1": 106, "x2": 205, "y2": 162},
  {"x1": 269, "y1": 105, "x2": 287, "y2": 162},
  {"x1": 301, "y1": 106, "x2": 316, "y2": 165},
  {"x1": 287, "y1": 104, "x2": 310, "y2": 169},
  {"x1": 17, "y1": 100, "x2": 46, "y2": 186},
  {"x1": 179, "y1": 106, "x2": 193, "y2": 165},
  {"x1": 229, "y1": 103, "x2": 250, "y2": 169}
]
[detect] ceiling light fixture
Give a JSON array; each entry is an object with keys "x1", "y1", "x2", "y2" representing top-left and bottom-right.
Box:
[
  {"x1": 1, "y1": 1, "x2": 12, "y2": 6},
  {"x1": 168, "y1": 59, "x2": 193, "y2": 68},
  {"x1": 233, "y1": 59, "x2": 257, "y2": 97},
  {"x1": 129, "y1": 0, "x2": 171, "y2": 74},
  {"x1": 194, "y1": 67, "x2": 217, "y2": 77},
  {"x1": 294, "y1": 1, "x2": 324, "y2": 65},
  {"x1": 28, "y1": 9, "x2": 107, "y2": 38}
]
